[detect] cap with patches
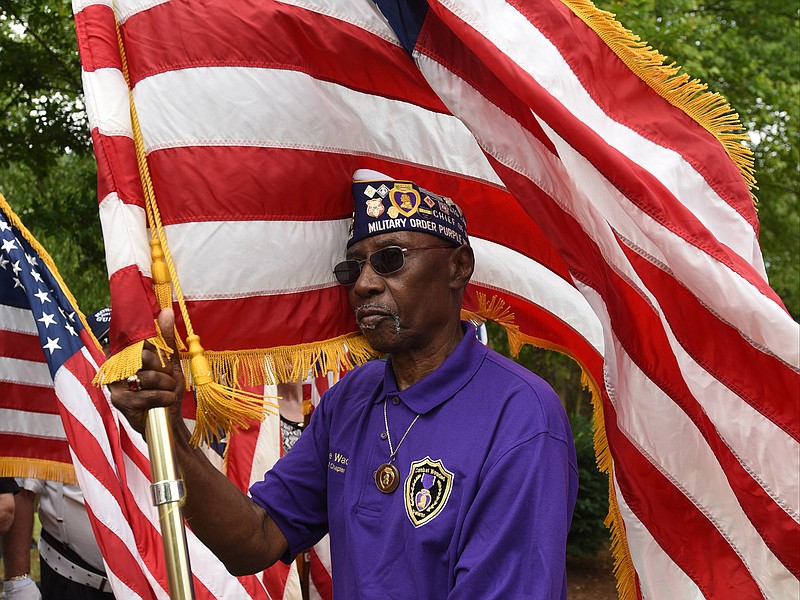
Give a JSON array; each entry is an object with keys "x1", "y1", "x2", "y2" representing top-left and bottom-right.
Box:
[
  {"x1": 348, "y1": 169, "x2": 468, "y2": 248},
  {"x1": 87, "y1": 306, "x2": 111, "y2": 347}
]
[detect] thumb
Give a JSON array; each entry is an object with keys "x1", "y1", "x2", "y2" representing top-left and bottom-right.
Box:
[{"x1": 156, "y1": 307, "x2": 180, "y2": 363}]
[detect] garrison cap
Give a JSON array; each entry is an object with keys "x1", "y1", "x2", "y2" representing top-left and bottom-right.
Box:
[{"x1": 348, "y1": 169, "x2": 468, "y2": 248}]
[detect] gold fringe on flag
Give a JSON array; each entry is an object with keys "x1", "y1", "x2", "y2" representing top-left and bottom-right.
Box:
[
  {"x1": 560, "y1": 0, "x2": 757, "y2": 200},
  {"x1": 0, "y1": 459, "x2": 78, "y2": 486},
  {"x1": 463, "y1": 290, "x2": 636, "y2": 599},
  {"x1": 92, "y1": 325, "x2": 174, "y2": 386},
  {"x1": 180, "y1": 332, "x2": 379, "y2": 391}
]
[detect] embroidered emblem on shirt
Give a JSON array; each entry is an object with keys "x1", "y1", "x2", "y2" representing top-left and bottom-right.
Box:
[
  {"x1": 404, "y1": 456, "x2": 453, "y2": 527},
  {"x1": 388, "y1": 183, "x2": 421, "y2": 217}
]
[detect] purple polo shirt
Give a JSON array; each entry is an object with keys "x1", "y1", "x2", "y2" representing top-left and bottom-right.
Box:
[{"x1": 250, "y1": 323, "x2": 578, "y2": 599}]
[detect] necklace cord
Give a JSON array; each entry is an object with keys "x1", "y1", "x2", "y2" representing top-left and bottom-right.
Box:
[{"x1": 383, "y1": 399, "x2": 420, "y2": 463}]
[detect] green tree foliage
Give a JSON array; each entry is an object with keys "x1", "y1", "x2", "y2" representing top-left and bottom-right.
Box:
[
  {"x1": 0, "y1": 0, "x2": 88, "y2": 172},
  {"x1": 0, "y1": 0, "x2": 106, "y2": 311},
  {"x1": 0, "y1": 154, "x2": 109, "y2": 310},
  {"x1": 600, "y1": 0, "x2": 800, "y2": 317}
]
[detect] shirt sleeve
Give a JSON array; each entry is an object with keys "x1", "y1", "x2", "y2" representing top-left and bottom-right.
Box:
[
  {"x1": 15, "y1": 478, "x2": 44, "y2": 494},
  {"x1": 448, "y1": 431, "x2": 578, "y2": 600},
  {"x1": 0, "y1": 477, "x2": 20, "y2": 494},
  {"x1": 249, "y1": 391, "x2": 332, "y2": 563}
]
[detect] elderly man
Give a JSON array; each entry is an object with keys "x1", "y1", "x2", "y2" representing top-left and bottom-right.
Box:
[{"x1": 111, "y1": 170, "x2": 578, "y2": 599}]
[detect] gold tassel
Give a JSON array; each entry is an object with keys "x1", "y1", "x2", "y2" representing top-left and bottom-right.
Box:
[
  {"x1": 150, "y1": 238, "x2": 173, "y2": 310},
  {"x1": 93, "y1": 340, "x2": 146, "y2": 385},
  {"x1": 185, "y1": 334, "x2": 279, "y2": 447}
]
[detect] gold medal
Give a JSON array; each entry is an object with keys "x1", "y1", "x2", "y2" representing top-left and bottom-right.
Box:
[{"x1": 375, "y1": 462, "x2": 400, "y2": 493}]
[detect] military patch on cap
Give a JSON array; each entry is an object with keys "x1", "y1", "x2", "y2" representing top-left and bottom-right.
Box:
[
  {"x1": 404, "y1": 456, "x2": 454, "y2": 528},
  {"x1": 348, "y1": 169, "x2": 469, "y2": 248}
]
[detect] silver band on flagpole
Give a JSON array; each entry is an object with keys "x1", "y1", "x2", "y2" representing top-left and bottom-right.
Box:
[{"x1": 151, "y1": 479, "x2": 185, "y2": 505}]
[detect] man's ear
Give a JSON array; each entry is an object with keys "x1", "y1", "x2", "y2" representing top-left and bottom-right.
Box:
[{"x1": 450, "y1": 244, "x2": 474, "y2": 290}]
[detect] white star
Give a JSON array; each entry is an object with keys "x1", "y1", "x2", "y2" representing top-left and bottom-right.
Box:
[
  {"x1": 34, "y1": 290, "x2": 51, "y2": 304},
  {"x1": 64, "y1": 323, "x2": 77, "y2": 337},
  {"x1": 38, "y1": 312, "x2": 57, "y2": 328},
  {"x1": 65, "y1": 311, "x2": 75, "y2": 322},
  {"x1": 13, "y1": 277, "x2": 24, "y2": 290},
  {"x1": 25, "y1": 253, "x2": 38, "y2": 266},
  {"x1": 1, "y1": 238, "x2": 18, "y2": 253},
  {"x1": 0, "y1": 255, "x2": 8, "y2": 270},
  {"x1": 11, "y1": 260, "x2": 22, "y2": 275},
  {"x1": 0, "y1": 221, "x2": 9, "y2": 232},
  {"x1": 30, "y1": 269, "x2": 43, "y2": 283},
  {"x1": 43, "y1": 337, "x2": 61, "y2": 354}
]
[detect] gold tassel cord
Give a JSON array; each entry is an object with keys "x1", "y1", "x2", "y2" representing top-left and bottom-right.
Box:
[
  {"x1": 150, "y1": 238, "x2": 173, "y2": 311},
  {"x1": 108, "y1": 23, "x2": 376, "y2": 443},
  {"x1": 560, "y1": 0, "x2": 757, "y2": 199},
  {"x1": 99, "y1": 21, "x2": 288, "y2": 444}
]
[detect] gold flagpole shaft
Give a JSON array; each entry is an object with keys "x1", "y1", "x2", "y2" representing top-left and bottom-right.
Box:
[{"x1": 145, "y1": 406, "x2": 195, "y2": 600}]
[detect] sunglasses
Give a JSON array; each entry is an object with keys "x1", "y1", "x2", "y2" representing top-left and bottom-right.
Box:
[{"x1": 333, "y1": 245, "x2": 454, "y2": 286}]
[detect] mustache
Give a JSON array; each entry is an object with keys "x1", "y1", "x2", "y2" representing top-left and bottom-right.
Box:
[{"x1": 354, "y1": 303, "x2": 401, "y2": 332}]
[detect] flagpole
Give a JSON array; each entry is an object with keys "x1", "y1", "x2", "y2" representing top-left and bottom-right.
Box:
[{"x1": 146, "y1": 406, "x2": 195, "y2": 600}]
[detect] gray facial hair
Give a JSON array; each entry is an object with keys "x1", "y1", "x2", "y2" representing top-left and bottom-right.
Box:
[{"x1": 355, "y1": 303, "x2": 401, "y2": 334}]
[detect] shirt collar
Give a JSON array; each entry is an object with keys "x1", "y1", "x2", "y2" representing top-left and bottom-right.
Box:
[{"x1": 377, "y1": 321, "x2": 488, "y2": 414}]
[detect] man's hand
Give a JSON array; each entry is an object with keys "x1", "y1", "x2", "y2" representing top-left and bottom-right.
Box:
[{"x1": 109, "y1": 308, "x2": 185, "y2": 435}]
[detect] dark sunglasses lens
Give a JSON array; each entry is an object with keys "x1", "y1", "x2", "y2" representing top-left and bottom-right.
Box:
[
  {"x1": 333, "y1": 260, "x2": 361, "y2": 285},
  {"x1": 370, "y1": 247, "x2": 405, "y2": 274}
]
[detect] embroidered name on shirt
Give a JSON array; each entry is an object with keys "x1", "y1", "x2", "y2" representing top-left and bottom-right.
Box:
[
  {"x1": 404, "y1": 457, "x2": 454, "y2": 527},
  {"x1": 328, "y1": 452, "x2": 348, "y2": 474}
]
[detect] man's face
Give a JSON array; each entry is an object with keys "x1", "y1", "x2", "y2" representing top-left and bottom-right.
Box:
[{"x1": 345, "y1": 231, "x2": 455, "y2": 356}]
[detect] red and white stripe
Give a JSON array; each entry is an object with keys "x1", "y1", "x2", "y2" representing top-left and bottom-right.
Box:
[
  {"x1": 53, "y1": 337, "x2": 274, "y2": 599},
  {"x1": 73, "y1": 0, "x2": 799, "y2": 597},
  {"x1": 0, "y1": 303, "x2": 74, "y2": 479}
]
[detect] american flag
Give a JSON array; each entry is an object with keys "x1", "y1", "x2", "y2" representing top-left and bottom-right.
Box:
[
  {"x1": 0, "y1": 196, "x2": 278, "y2": 598},
  {"x1": 0, "y1": 202, "x2": 76, "y2": 483},
  {"x1": 74, "y1": 0, "x2": 799, "y2": 598}
]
